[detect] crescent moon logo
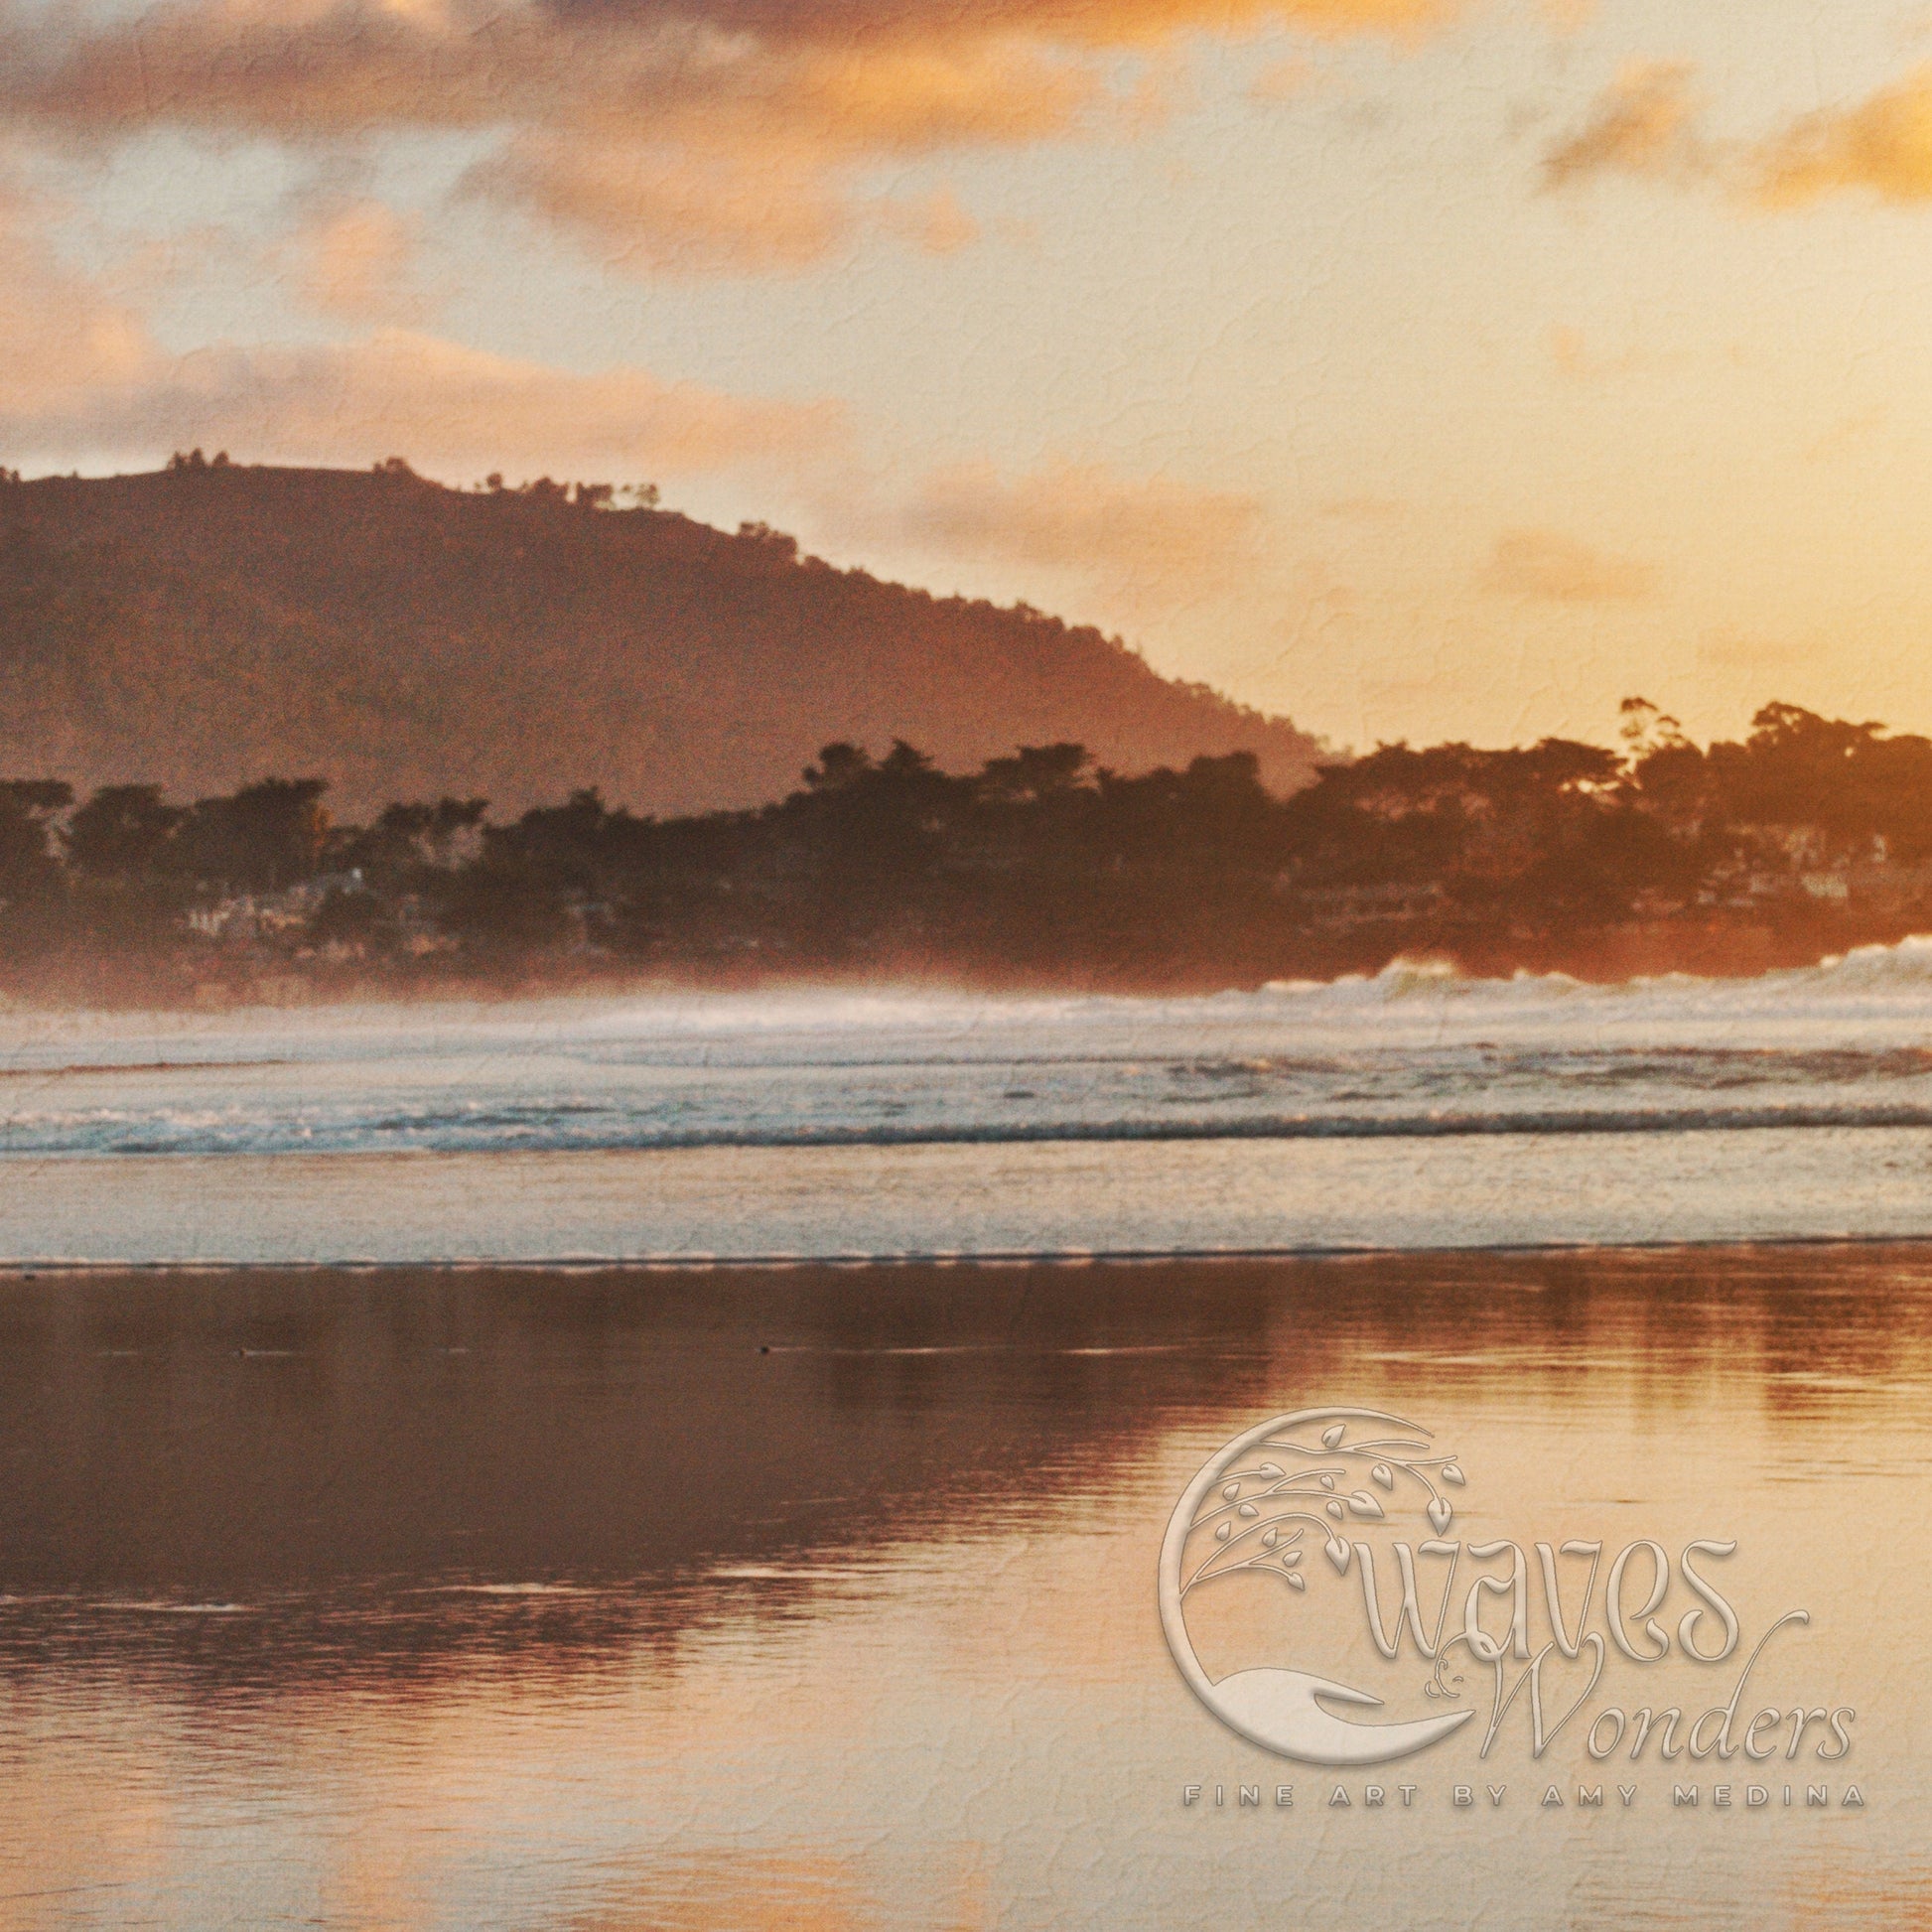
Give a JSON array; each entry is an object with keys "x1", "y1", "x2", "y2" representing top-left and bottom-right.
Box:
[{"x1": 1159, "y1": 1406, "x2": 1476, "y2": 1765}]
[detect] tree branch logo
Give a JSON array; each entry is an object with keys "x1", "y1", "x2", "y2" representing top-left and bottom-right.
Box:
[
  {"x1": 1159, "y1": 1407, "x2": 1854, "y2": 1781},
  {"x1": 1161, "y1": 1407, "x2": 1477, "y2": 1764}
]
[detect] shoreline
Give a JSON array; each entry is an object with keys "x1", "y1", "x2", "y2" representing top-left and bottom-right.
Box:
[
  {"x1": 5, "y1": 1129, "x2": 1929, "y2": 1264},
  {"x1": 8, "y1": 1229, "x2": 1932, "y2": 1272}
]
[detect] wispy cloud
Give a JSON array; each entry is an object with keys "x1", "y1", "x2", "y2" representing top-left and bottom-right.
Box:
[
  {"x1": 283, "y1": 200, "x2": 428, "y2": 324},
  {"x1": 1479, "y1": 528, "x2": 1655, "y2": 603},
  {"x1": 0, "y1": 181, "x2": 150, "y2": 414},
  {"x1": 124, "y1": 334, "x2": 838, "y2": 473},
  {"x1": 464, "y1": 138, "x2": 983, "y2": 278},
  {"x1": 1751, "y1": 62, "x2": 1932, "y2": 207},
  {"x1": 0, "y1": 273, "x2": 843, "y2": 477},
  {"x1": 852, "y1": 457, "x2": 1268, "y2": 613},
  {"x1": 1541, "y1": 61, "x2": 1708, "y2": 190},
  {"x1": 1546, "y1": 56, "x2": 1932, "y2": 212},
  {"x1": 0, "y1": 0, "x2": 1470, "y2": 277}
]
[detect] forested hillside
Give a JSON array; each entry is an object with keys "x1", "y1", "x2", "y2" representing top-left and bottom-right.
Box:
[{"x1": 0, "y1": 458, "x2": 1320, "y2": 814}]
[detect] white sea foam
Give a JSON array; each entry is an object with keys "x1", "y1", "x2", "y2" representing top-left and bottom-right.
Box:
[
  {"x1": 8, "y1": 946, "x2": 1932, "y2": 1255},
  {"x1": 7, "y1": 944, "x2": 1932, "y2": 1159}
]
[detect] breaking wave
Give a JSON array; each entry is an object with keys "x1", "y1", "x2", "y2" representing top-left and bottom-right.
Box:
[{"x1": 10, "y1": 937, "x2": 1932, "y2": 1158}]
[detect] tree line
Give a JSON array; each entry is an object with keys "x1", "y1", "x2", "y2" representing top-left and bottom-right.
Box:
[{"x1": 2, "y1": 699, "x2": 1930, "y2": 1001}]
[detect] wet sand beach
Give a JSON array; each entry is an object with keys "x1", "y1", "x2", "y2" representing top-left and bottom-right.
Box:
[{"x1": 0, "y1": 1249, "x2": 1924, "y2": 1929}]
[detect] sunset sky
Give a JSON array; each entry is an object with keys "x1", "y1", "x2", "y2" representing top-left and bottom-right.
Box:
[{"x1": 6, "y1": 0, "x2": 1932, "y2": 755}]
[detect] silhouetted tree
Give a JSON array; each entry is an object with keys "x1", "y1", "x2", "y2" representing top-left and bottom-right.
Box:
[
  {"x1": 182, "y1": 778, "x2": 331, "y2": 894},
  {"x1": 10, "y1": 698, "x2": 1932, "y2": 997},
  {"x1": 334, "y1": 798, "x2": 487, "y2": 891},
  {"x1": 0, "y1": 780, "x2": 71, "y2": 907},
  {"x1": 979, "y1": 743, "x2": 1091, "y2": 804},
  {"x1": 69, "y1": 785, "x2": 188, "y2": 880},
  {"x1": 438, "y1": 858, "x2": 573, "y2": 956},
  {"x1": 309, "y1": 886, "x2": 398, "y2": 957}
]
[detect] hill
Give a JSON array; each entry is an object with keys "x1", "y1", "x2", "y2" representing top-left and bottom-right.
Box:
[{"x1": 0, "y1": 461, "x2": 1321, "y2": 814}]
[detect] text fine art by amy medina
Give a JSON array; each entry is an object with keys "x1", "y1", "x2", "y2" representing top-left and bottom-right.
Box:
[{"x1": 1, "y1": 1, "x2": 1931, "y2": 1926}]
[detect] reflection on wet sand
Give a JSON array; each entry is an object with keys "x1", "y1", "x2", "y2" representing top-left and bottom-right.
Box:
[{"x1": 0, "y1": 1249, "x2": 1929, "y2": 1928}]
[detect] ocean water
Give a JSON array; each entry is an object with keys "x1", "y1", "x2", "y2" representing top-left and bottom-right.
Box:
[
  {"x1": 6, "y1": 965, "x2": 1930, "y2": 1929},
  {"x1": 10, "y1": 942, "x2": 1932, "y2": 1258}
]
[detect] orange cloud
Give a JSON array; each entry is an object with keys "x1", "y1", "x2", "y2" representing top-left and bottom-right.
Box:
[
  {"x1": 878, "y1": 188, "x2": 981, "y2": 255},
  {"x1": 286, "y1": 200, "x2": 427, "y2": 323},
  {"x1": 0, "y1": 182, "x2": 151, "y2": 412},
  {"x1": 0, "y1": 324, "x2": 844, "y2": 474},
  {"x1": 1547, "y1": 57, "x2": 1932, "y2": 214},
  {"x1": 1247, "y1": 55, "x2": 1324, "y2": 102},
  {"x1": 1751, "y1": 62, "x2": 1932, "y2": 207},
  {"x1": 470, "y1": 139, "x2": 859, "y2": 278},
  {"x1": 1541, "y1": 61, "x2": 1708, "y2": 189},
  {"x1": 866, "y1": 457, "x2": 1267, "y2": 610},
  {"x1": 0, "y1": 0, "x2": 1468, "y2": 274},
  {"x1": 1479, "y1": 528, "x2": 1655, "y2": 603},
  {"x1": 468, "y1": 134, "x2": 983, "y2": 276}
]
